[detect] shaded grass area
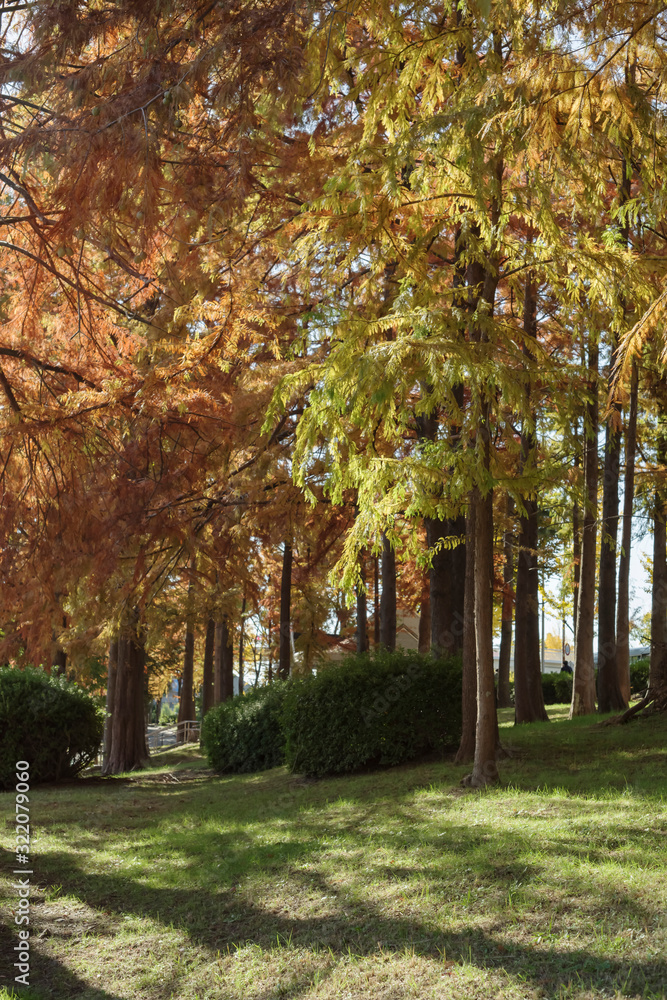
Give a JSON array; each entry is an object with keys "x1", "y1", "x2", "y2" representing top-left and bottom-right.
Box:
[{"x1": 1, "y1": 706, "x2": 666, "y2": 999}]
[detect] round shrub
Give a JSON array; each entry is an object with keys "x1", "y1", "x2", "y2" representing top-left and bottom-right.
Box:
[
  {"x1": 0, "y1": 666, "x2": 104, "y2": 789},
  {"x1": 201, "y1": 682, "x2": 287, "y2": 773},
  {"x1": 541, "y1": 670, "x2": 573, "y2": 705},
  {"x1": 281, "y1": 649, "x2": 462, "y2": 778},
  {"x1": 630, "y1": 658, "x2": 650, "y2": 695}
]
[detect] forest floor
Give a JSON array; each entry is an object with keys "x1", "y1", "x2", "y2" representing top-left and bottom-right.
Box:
[{"x1": 1, "y1": 705, "x2": 666, "y2": 1000}]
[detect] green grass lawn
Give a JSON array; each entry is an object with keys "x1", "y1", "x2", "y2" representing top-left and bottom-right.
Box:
[{"x1": 1, "y1": 705, "x2": 666, "y2": 1000}]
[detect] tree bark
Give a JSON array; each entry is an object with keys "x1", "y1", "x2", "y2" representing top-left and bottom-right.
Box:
[
  {"x1": 214, "y1": 616, "x2": 234, "y2": 702},
  {"x1": 177, "y1": 623, "x2": 196, "y2": 734},
  {"x1": 202, "y1": 617, "x2": 215, "y2": 716},
  {"x1": 52, "y1": 613, "x2": 67, "y2": 676},
  {"x1": 379, "y1": 530, "x2": 396, "y2": 650},
  {"x1": 650, "y1": 424, "x2": 667, "y2": 695},
  {"x1": 103, "y1": 615, "x2": 148, "y2": 774},
  {"x1": 455, "y1": 505, "x2": 477, "y2": 764},
  {"x1": 597, "y1": 339, "x2": 626, "y2": 711},
  {"x1": 278, "y1": 540, "x2": 292, "y2": 679},
  {"x1": 418, "y1": 572, "x2": 430, "y2": 654},
  {"x1": 468, "y1": 479, "x2": 499, "y2": 786},
  {"x1": 497, "y1": 495, "x2": 514, "y2": 708},
  {"x1": 238, "y1": 594, "x2": 246, "y2": 695},
  {"x1": 373, "y1": 554, "x2": 380, "y2": 645},
  {"x1": 102, "y1": 637, "x2": 118, "y2": 771},
  {"x1": 572, "y1": 441, "x2": 581, "y2": 643},
  {"x1": 356, "y1": 552, "x2": 369, "y2": 653},
  {"x1": 616, "y1": 360, "x2": 638, "y2": 704},
  {"x1": 571, "y1": 337, "x2": 599, "y2": 716}
]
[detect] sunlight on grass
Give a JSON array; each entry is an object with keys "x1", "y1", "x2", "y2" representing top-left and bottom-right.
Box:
[{"x1": 1, "y1": 710, "x2": 666, "y2": 999}]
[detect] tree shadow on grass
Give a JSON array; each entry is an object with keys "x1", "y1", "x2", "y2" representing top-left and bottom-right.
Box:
[
  {"x1": 27, "y1": 818, "x2": 667, "y2": 1000},
  {"x1": 0, "y1": 919, "x2": 127, "y2": 1000},
  {"x1": 10, "y1": 752, "x2": 667, "y2": 999}
]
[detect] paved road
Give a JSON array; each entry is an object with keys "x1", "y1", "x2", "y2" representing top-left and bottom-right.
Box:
[{"x1": 147, "y1": 724, "x2": 178, "y2": 750}]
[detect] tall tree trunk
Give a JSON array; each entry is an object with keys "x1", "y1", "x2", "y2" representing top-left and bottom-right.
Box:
[
  {"x1": 379, "y1": 530, "x2": 396, "y2": 650},
  {"x1": 455, "y1": 505, "x2": 477, "y2": 764},
  {"x1": 461, "y1": 135, "x2": 502, "y2": 781},
  {"x1": 650, "y1": 422, "x2": 667, "y2": 700},
  {"x1": 278, "y1": 540, "x2": 292, "y2": 679},
  {"x1": 425, "y1": 513, "x2": 466, "y2": 655},
  {"x1": 356, "y1": 552, "x2": 369, "y2": 653},
  {"x1": 103, "y1": 614, "x2": 148, "y2": 774},
  {"x1": 616, "y1": 360, "x2": 638, "y2": 704},
  {"x1": 497, "y1": 495, "x2": 514, "y2": 708},
  {"x1": 102, "y1": 637, "x2": 118, "y2": 771},
  {"x1": 52, "y1": 613, "x2": 67, "y2": 676},
  {"x1": 214, "y1": 616, "x2": 234, "y2": 703},
  {"x1": 177, "y1": 625, "x2": 196, "y2": 732},
  {"x1": 572, "y1": 439, "x2": 581, "y2": 643},
  {"x1": 177, "y1": 575, "x2": 196, "y2": 736},
  {"x1": 222, "y1": 617, "x2": 234, "y2": 698},
  {"x1": 202, "y1": 617, "x2": 215, "y2": 716},
  {"x1": 650, "y1": 486, "x2": 667, "y2": 693},
  {"x1": 238, "y1": 594, "x2": 246, "y2": 695},
  {"x1": 468, "y1": 477, "x2": 499, "y2": 785},
  {"x1": 514, "y1": 268, "x2": 549, "y2": 723},
  {"x1": 597, "y1": 340, "x2": 626, "y2": 711},
  {"x1": 419, "y1": 387, "x2": 466, "y2": 658},
  {"x1": 373, "y1": 554, "x2": 380, "y2": 645},
  {"x1": 571, "y1": 337, "x2": 599, "y2": 716},
  {"x1": 418, "y1": 572, "x2": 430, "y2": 654}
]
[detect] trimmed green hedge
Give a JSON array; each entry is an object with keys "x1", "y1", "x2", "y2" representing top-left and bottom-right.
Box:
[
  {"x1": 0, "y1": 667, "x2": 103, "y2": 789},
  {"x1": 282, "y1": 649, "x2": 462, "y2": 778},
  {"x1": 630, "y1": 658, "x2": 650, "y2": 695},
  {"x1": 201, "y1": 682, "x2": 287, "y2": 773},
  {"x1": 541, "y1": 671, "x2": 573, "y2": 705}
]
